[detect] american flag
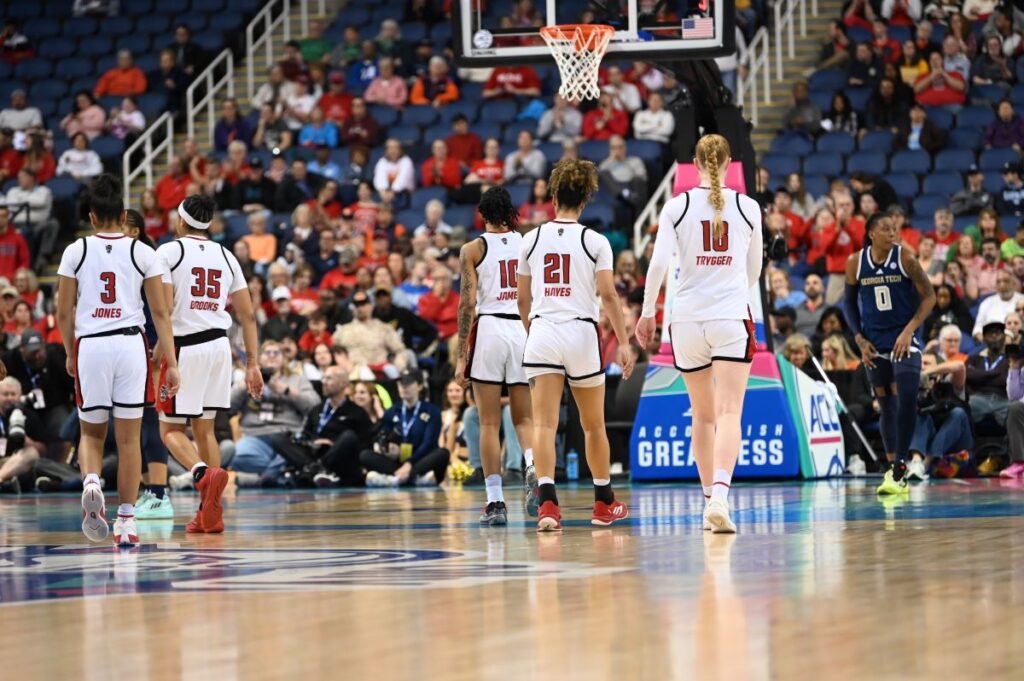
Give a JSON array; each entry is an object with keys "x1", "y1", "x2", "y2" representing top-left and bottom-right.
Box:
[{"x1": 681, "y1": 17, "x2": 714, "y2": 40}]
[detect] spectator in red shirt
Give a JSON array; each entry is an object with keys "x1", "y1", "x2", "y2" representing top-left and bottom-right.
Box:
[
  {"x1": 318, "y1": 71, "x2": 353, "y2": 123},
  {"x1": 466, "y1": 138, "x2": 505, "y2": 186},
  {"x1": 0, "y1": 204, "x2": 29, "y2": 281},
  {"x1": 421, "y1": 139, "x2": 462, "y2": 189},
  {"x1": 914, "y1": 52, "x2": 966, "y2": 108},
  {"x1": 348, "y1": 181, "x2": 380, "y2": 234},
  {"x1": 482, "y1": 65, "x2": 542, "y2": 99},
  {"x1": 94, "y1": 50, "x2": 148, "y2": 98},
  {"x1": 0, "y1": 127, "x2": 22, "y2": 183},
  {"x1": 583, "y1": 93, "x2": 630, "y2": 140},
  {"x1": 926, "y1": 207, "x2": 959, "y2": 260},
  {"x1": 338, "y1": 97, "x2": 379, "y2": 148},
  {"x1": 417, "y1": 265, "x2": 459, "y2": 340},
  {"x1": 774, "y1": 189, "x2": 806, "y2": 239},
  {"x1": 320, "y1": 248, "x2": 360, "y2": 295},
  {"x1": 871, "y1": 19, "x2": 901, "y2": 65},
  {"x1": 298, "y1": 310, "x2": 332, "y2": 354},
  {"x1": 155, "y1": 157, "x2": 191, "y2": 212},
  {"x1": 819, "y1": 190, "x2": 866, "y2": 303},
  {"x1": 445, "y1": 114, "x2": 482, "y2": 165}
]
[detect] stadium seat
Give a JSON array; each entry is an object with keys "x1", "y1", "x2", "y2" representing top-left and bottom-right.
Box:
[
  {"x1": 62, "y1": 17, "x2": 98, "y2": 37},
  {"x1": 55, "y1": 57, "x2": 94, "y2": 81},
  {"x1": 949, "y1": 127, "x2": 982, "y2": 149},
  {"x1": 209, "y1": 13, "x2": 244, "y2": 33},
  {"x1": 29, "y1": 79, "x2": 67, "y2": 101},
  {"x1": 538, "y1": 141, "x2": 563, "y2": 163},
  {"x1": 816, "y1": 132, "x2": 855, "y2": 155},
  {"x1": 506, "y1": 184, "x2": 530, "y2": 207},
  {"x1": 859, "y1": 130, "x2": 894, "y2": 152},
  {"x1": 23, "y1": 18, "x2": 62, "y2": 38},
  {"x1": 887, "y1": 173, "x2": 919, "y2": 197},
  {"x1": 192, "y1": 0, "x2": 227, "y2": 12},
  {"x1": 431, "y1": 22, "x2": 454, "y2": 47},
  {"x1": 922, "y1": 172, "x2": 964, "y2": 197},
  {"x1": 809, "y1": 90, "x2": 833, "y2": 113},
  {"x1": 135, "y1": 15, "x2": 171, "y2": 34},
  {"x1": 0, "y1": 62, "x2": 10, "y2": 81},
  {"x1": 121, "y1": 0, "x2": 154, "y2": 13},
  {"x1": 803, "y1": 175, "x2": 830, "y2": 197},
  {"x1": 69, "y1": 77, "x2": 98, "y2": 96},
  {"x1": 580, "y1": 203, "x2": 615, "y2": 230},
  {"x1": 913, "y1": 194, "x2": 949, "y2": 217},
  {"x1": 102, "y1": 15, "x2": 135, "y2": 34},
  {"x1": 116, "y1": 35, "x2": 152, "y2": 55},
  {"x1": 79, "y1": 36, "x2": 115, "y2": 59},
  {"x1": 7, "y1": 3, "x2": 43, "y2": 18},
  {"x1": 137, "y1": 94, "x2": 167, "y2": 118},
  {"x1": 479, "y1": 100, "x2": 519, "y2": 125},
  {"x1": 422, "y1": 127, "x2": 448, "y2": 145},
  {"x1": 38, "y1": 40, "x2": 77, "y2": 60},
  {"x1": 889, "y1": 25, "x2": 912, "y2": 42},
  {"x1": 578, "y1": 140, "x2": 608, "y2": 162},
  {"x1": 342, "y1": 7, "x2": 371, "y2": 27},
  {"x1": 47, "y1": 177, "x2": 81, "y2": 201},
  {"x1": 388, "y1": 124, "x2": 422, "y2": 146},
  {"x1": 770, "y1": 133, "x2": 813, "y2": 156},
  {"x1": 981, "y1": 147, "x2": 1021, "y2": 171},
  {"x1": 472, "y1": 122, "x2": 502, "y2": 143},
  {"x1": 502, "y1": 121, "x2": 535, "y2": 145},
  {"x1": 445, "y1": 205, "x2": 477, "y2": 228},
  {"x1": 438, "y1": 101, "x2": 480, "y2": 124},
  {"x1": 402, "y1": 106, "x2": 441, "y2": 128},
  {"x1": 983, "y1": 171, "x2": 1004, "y2": 193},
  {"x1": 935, "y1": 149, "x2": 975, "y2": 172},
  {"x1": 956, "y1": 105, "x2": 995, "y2": 129},
  {"x1": 14, "y1": 59, "x2": 53, "y2": 81},
  {"x1": 160, "y1": 0, "x2": 189, "y2": 13},
  {"x1": 761, "y1": 153, "x2": 801, "y2": 178},
  {"x1": 181, "y1": 16, "x2": 210, "y2": 34},
  {"x1": 33, "y1": 98, "x2": 58, "y2": 119},
  {"x1": 953, "y1": 216, "x2": 975, "y2": 233},
  {"x1": 1013, "y1": 83, "x2": 1024, "y2": 106},
  {"x1": 91, "y1": 136, "x2": 124, "y2": 162},
  {"x1": 409, "y1": 186, "x2": 448, "y2": 211},
  {"x1": 890, "y1": 150, "x2": 931, "y2": 174},
  {"x1": 194, "y1": 32, "x2": 222, "y2": 54},
  {"x1": 803, "y1": 151, "x2": 844, "y2": 176},
  {"x1": 924, "y1": 106, "x2": 954, "y2": 129},
  {"x1": 846, "y1": 87, "x2": 871, "y2": 112},
  {"x1": 460, "y1": 82, "x2": 484, "y2": 102},
  {"x1": 807, "y1": 70, "x2": 846, "y2": 92},
  {"x1": 400, "y1": 23, "x2": 428, "y2": 43},
  {"x1": 972, "y1": 83, "x2": 1005, "y2": 104},
  {"x1": 845, "y1": 151, "x2": 887, "y2": 175}
]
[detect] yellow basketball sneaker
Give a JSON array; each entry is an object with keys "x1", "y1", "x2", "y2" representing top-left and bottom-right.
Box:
[{"x1": 876, "y1": 465, "x2": 909, "y2": 495}]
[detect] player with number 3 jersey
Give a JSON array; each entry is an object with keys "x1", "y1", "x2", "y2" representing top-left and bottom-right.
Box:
[{"x1": 636, "y1": 134, "x2": 763, "y2": 534}]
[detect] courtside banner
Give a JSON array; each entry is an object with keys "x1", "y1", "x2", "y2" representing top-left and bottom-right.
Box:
[
  {"x1": 777, "y1": 356, "x2": 847, "y2": 478},
  {"x1": 630, "y1": 352, "x2": 801, "y2": 480}
]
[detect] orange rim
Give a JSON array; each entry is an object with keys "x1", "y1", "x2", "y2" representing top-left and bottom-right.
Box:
[{"x1": 540, "y1": 23, "x2": 614, "y2": 53}]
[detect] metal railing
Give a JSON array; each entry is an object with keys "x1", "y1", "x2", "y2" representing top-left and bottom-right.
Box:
[
  {"x1": 187, "y1": 49, "x2": 235, "y2": 147},
  {"x1": 737, "y1": 26, "x2": 770, "y2": 126},
  {"x1": 631, "y1": 168, "x2": 677, "y2": 256},
  {"x1": 122, "y1": 112, "x2": 173, "y2": 205},
  {"x1": 245, "y1": 0, "x2": 329, "y2": 103}
]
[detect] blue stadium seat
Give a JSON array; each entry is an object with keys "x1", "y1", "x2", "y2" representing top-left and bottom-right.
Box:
[
  {"x1": 430, "y1": 22, "x2": 453, "y2": 47},
  {"x1": 578, "y1": 140, "x2": 608, "y2": 162},
  {"x1": 846, "y1": 87, "x2": 871, "y2": 112},
  {"x1": 887, "y1": 173, "x2": 919, "y2": 197},
  {"x1": 935, "y1": 149, "x2": 975, "y2": 172},
  {"x1": 98, "y1": 96, "x2": 122, "y2": 112},
  {"x1": 160, "y1": 0, "x2": 189, "y2": 13},
  {"x1": 502, "y1": 121, "x2": 535, "y2": 145},
  {"x1": 120, "y1": 0, "x2": 153, "y2": 13},
  {"x1": 859, "y1": 130, "x2": 894, "y2": 152},
  {"x1": 956, "y1": 105, "x2": 996, "y2": 129},
  {"x1": 445, "y1": 205, "x2": 477, "y2": 228},
  {"x1": 770, "y1": 134, "x2": 813, "y2": 156},
  {"x1": 461, "y1": 82, "x2": 484, "y2": 102},
  {"x1": 79, "y1": 36, "x2": 115, "y2": 59},
  {"x1": 29, "y1": 79, "x2": 67, "y2": 101},
  {"x1": 47, "y1": 177, "x2": 81, "y2": 201},
  {"x1": 192, "y1": 0, "x2": 226, "y2": 12},
  {"x1": 23, "y1": 18, "x2": 62, "y2": 38},
  {"x1": 816, "y1": 132, "x2": 855, "y2": 155},
  {"x1": 34, "y1": 98, "x2": 58, "y2": 119},
  {"x1": 913, "y1": 194, "x2": 949, "y2": 217},
  {"x1": 225, "y1": 214, "x2": 250, "y2": 242},
  {"x1": 344, "y1": 8, "x2": 372, "y2": 27},
  {"x1": 980, "y1": 147, "x2": 1020, "y2": 171},
  {"x1": 848, "y1": 26, "x2": 870, "y2": 43},
  {"x1": 230, "y1": 0, "x2": 262, "y2": 12},
  {"x1": 479, "y1": 100, "x2": 519, "y2": 125},
  {"x1": 96, "y1": 56, "x2": 119, "y2": 75},
  {"x1": 506, "y1": 184, "x2": 530, "y2": 207},
  {"x1": 117, "y1": 35, "x2": 152, "y2": 55},
  {"x1": 102, "y1": 15, "x2": 135, "y2": 34},
  {"x1": 1013, "y1": 83, "x2": 1024, "y2": 106},
  {"x1": 922, "y1": 172, "x2": 964, "y2": 197},
  {"x1": 808, "y1": 70, "x2": 846, "y2": 92},
  {"x1": 931, "y1": 23, "x2": 947, "y2": 43},
  {"x1": 137, "y1": 94, "x2": 167, "y2": 118},
  {"x1": 14, "y1": 59, "x2": 53, "y2": 81},
  {"x1": 135, "y1": 15, "x2": 171, "y2": 34},
  {"x1": 983, "y1": 171, "x2": 1004, "y2": 193},
  {"x1": 91, "y1": 136, "x2": 124, "y2": 162},
  {"x1": 400, "y1": 23, "x2": 428, "y2": 43},
  {"x1": 409, "y1": 186, "x2": 448, "y2": 211},
  {"x1": 396, "y1": 209, "x2": 424, "y2": 230},
  {"x1": 69, "y1": 77, "x2": 97, "y2": 95},
  {"x1": 402, "y1": 105, "x2": 440, "y2": 128},
  {"x1": 38, "y1": 40, "x2": 77, "y2": 60},
  {"x1": 803, "y1": 151, "x2": 843, "y2": 176},
  {"x1": 193, "y1": 32, "x2": 222, "y2": 54},
  {"x1": 846, "y1": 151, "x2": 887, "y2": 174},
  {"x1": 924, "y1": 106, "x2": 954, "y2": 129},
  {"x1": 890, "y1": 150, "x2": 930, "y2": 174},
  {"x1": 209, "y1": 13, "x2": 244, "y2": 33},
  {"x1": 388, "y1": 124, "x2": 422, "y2": 146},
  {"x1": 422, "y1": 127, "x2": 448, "y2": 145},
  {"x1": 55, "y1": 58, "x2": 94, "y2": 81},
  {"x1": 181, "y1": 16, "x2": 210, "y2": 34},
  {"x1": 809, "y1": 90, "x2": 832, "y2": 113},
  {"x1": 538, "y1": 141, "x2": 563, "y2": 162},
  {"x1": 580, "y1": 203, "x2": 615, "y2": 230},
  {"x1": 953, "y1": 216, "x2": 975, "y2": 233},
  {"x1": 135, "y1": 54, "x2": 160, "y2": 73},
  {"x1": 0, "y1": 81, "x2": 26, "y2": 102},
  {"x1": 629, "y1": 140, "x2": 662, "y2": 165},
  {"x1": 803, "y1": 175, "x2": 830, "y2": 197},
  {"x1": 62, "y1": 17, "x2": 98, "y2": 37},
  {"x1": 889, "y1": 25, "x2": 912, "y2": 42},
  {"x1": 368, "y1": 105, "x2": 400, "y2": 128},
  {"x1": 972, "y1": 83, "x2": 1005, "y2": 104},
  {"x1": 473, "y1": 122, "x2": 501, "y2": 142},
  {"x1": 438, "y1": 101, "x2": 479, "y2": 124},
  {"x1": 0, "y1": 62, "x2": 10, "y2": 81},
  {"x1": 949, "y1": 127, "x2": 982, "y2": 149},
  {"x1": 761, "y1": 153, "x2": 801, "y2": 178},
  {"x1": 8, "y1": 3, "x2": 43, "y2": 19}
]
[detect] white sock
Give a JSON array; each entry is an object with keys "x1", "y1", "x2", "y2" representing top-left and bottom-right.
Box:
[
  {"x1": 485, "y1": 474, "x2": 504, "y2": 503},
  {"x1": 523, "y1": 448, "x2": 534, "y2": 467},
  {"x1": 117, "y1": 503, "x2": 134, "y2": 517},
  {"x1": 84, "y1": 473, "x2": 101, "y2": 488},
  {"x1": 702, "y1": 485, "x2": 712, "y2": 503},
  {"x1": 593, "y1": 477, "x2": 610, "y2": 486},
  {"x1": 711, "y1": 469, "x2": 731, "y2": 503},
  {"x1": 191, "y1": 462, "x2": 208, "y2": 474},
  {"x1": 538, "y1": 476, "x2": 554, "y2": 486}
]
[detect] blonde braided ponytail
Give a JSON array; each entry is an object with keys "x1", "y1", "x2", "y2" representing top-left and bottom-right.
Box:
[{"x1": 696, "y1": 134, "x2": 730, "y2": 239}]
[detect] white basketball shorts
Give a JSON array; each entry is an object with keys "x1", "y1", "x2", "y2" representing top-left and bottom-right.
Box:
[
  {"x1": 523, "y1": 317, "x2": 604, "y2": 388},
  {"x1": 158, "y1": 334, "x2": 232, "y2": 424},
  {"x1": 465, "y1": 314, "x2": 528, "y2": 386},
  {"x1": 74, "y1": 329, "x2": 152, "y2": 423},
  {"x1": 669, "y1": 317, "x2": 756, "y2": 373}
]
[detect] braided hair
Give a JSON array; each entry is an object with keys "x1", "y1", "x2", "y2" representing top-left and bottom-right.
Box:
[{"x1": 695, "y1": 134, "x2": 731, "y2": 239}]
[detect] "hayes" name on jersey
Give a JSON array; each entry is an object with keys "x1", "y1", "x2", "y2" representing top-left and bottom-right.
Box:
[{"x1": 544, "y1": 287, "x2": 571, "y2": 297}]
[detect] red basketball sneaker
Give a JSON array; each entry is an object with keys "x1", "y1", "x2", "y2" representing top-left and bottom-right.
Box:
[
  {"x1": 186, "y1": 511, "x2": 204, "y2": 534},
  {"x1": 591, "y1": 499, "x2": 629, "y2": 526},
  {"x1": 197, "y1": 467, "x2": 228, "y2": 534},
  {"x1": 537, "y1": 501, "x2": 562, "y2": 532}
]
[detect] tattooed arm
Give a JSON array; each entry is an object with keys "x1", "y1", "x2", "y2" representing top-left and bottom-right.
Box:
[{"x1": 455, "y1": 239, "x2": 483, "y2": 388}]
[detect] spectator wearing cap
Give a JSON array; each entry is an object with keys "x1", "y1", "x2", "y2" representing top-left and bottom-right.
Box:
[
  {"x1": 914, "y1": 52, "x2": 966, "y2": 108},
  {"x1": 417, "y1": 266, "x2": 460, "y2": 341},
  {"x1": 338, "y1": 98, "x2": 379, "y2": 148},
  {"x1": 951, "y1": 164, "x2": 993, "y2": 217},
  {"x1": 966, "y1": 320, "x2": 1011, "y2": 431},
  {"x1": 364, "y1": 57, "x2": 409, "y2": 109},
  {"x1": 298, "y1": 107, "x2": 339, "y2": 148},
  {"x1": 362, "y1": 369, "x2": 447, "y2": 487},
  {"x1": 895, "y1": 102, "x2": 948, "y2": 154},
  {"x1": 214, "y1": 98, "x2": 253, "y2": 152},
  {"x1": 537, "y1": 94, "x2": 583, "y2": 144},
  {"x1": 94, "y1": 50, "x2": 148, "y2": 98},
  {"x1": 3, "y1": 328, "x2": 74, "y2": 443},
  {"x1": 262, "y1": 287, "x2": 307, "y2": 341},
  {"x1": 984, "y1": 99, "x2": 1024, "y2": 151},
  {"x1": 0, "y1": 128, "x2": 21, "y2": 183},
  {"x1": 229, "y1": 157, "x2": 275, "y2": 213},
  {"x1": 347, "y1": 40, "x2": 380, "y2": 91},
  {"x1": 997, "y1": 162, "x2": 1024, "y2": 216},
  {"x1": 421, "y1": 140, "x2": 463, "y2": 190},
  {"x1": 373, "y1": 139, "x2": 415, "y2": 203},
  {"x1": 332, "y1": 290, "x2": 410, "y2": 374},
  {"x1": 0, "y1": 90, "x2": 41, "y2": 132},
  {"x1": 769, "y1": 306, "x2": 797, "y2": 347},
  {"x1": 276, "y1": 158, "x2": 323, "y2": 212},
  {"x1": 318, "y1": 71, "x2": 354, "y2": 123},
  {"x1": 0, "y1": 206, "x2": 29, "y2": 283},
  {"x1": 373, "y1": 279, "x2": 437, "y2": 353},
  {"x1": 307, "y1": 145, "x2": 341, "y2": 182},
  {"x1": 409, "y1": 56, "x2": 460, "y2": 107},
  {"x1": 5, "y1": 169, "x2": 57, "y2": 269},
  {"x1": 446, "y1": 114, "x2": 482, "y2": 166},
  {"x1": 483, "y1": 65, "x2": 542, "y2": 99},
  {"x1": 974, "y1": 270, "x2": 1024, "y2": 339}
]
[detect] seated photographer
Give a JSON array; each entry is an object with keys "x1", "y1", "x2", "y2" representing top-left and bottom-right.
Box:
[
  {"x1": 966, "y1": 321, "x2": 1010, "y2": 428},
  {"x1": 361, "y1": 369, "x2": 448, "y2": 487},
  {"x1": 909, "y1": 351, "x2": 972, "y2": 479},
  {"x1": 223, "y1": 340, "x2": 320, "y2": 485},
  {"x1": 0, "y1": 376, "x2": 47, "y2": 493},
  {"x1": 269, "y1": 366, "x2": 373, "y2": 487},
  {"x1": 1004, "y1": 340, "x2": 1024, "y2": 478},
  {"x1": 2, "y1": 329, "x2": 75, "y2": 457}
]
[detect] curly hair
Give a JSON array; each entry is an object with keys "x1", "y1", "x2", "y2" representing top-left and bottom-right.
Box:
[
  {"x1": 548, "y1": 158, "x2": 598, "y2": 211},
  {"x1": 477, "y1": 186, "x2": 519, "y2": 231}
]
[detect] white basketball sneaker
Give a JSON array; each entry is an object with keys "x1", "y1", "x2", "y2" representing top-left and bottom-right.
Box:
[
  {"x1": 113, "y1": 514, "x2": 139, "y2": 547},
  {"x1": 81, "y1": 483, "x2": 109, "y2": 542},
  {"x1": 703, "y1": 506, "x2": 712, "y2": 531},
  {"x1": 705, "y1": 499, "x2": 737, "y2": 534}
]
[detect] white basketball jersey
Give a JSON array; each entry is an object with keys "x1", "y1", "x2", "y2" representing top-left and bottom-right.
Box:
[
  {"x1": 518, "y1": 220, "x2": 613, "y2": 323},
  {"x1": 157, "y1": 236, "x2": 248, "y2": 335},
  {"x1": 649, "y1": 187, "x2": 763, "y2": 323},
  {"x1": 57, "y1": 233, "x2": 163, "y2": 337},
  {"x1": 475, "y1": 230, "x2": 522, "y2": 316}
]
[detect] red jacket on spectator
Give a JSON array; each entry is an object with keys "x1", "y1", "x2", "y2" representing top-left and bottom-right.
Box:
[
  {"x1": 0, "y1": 226, "x2": 30, "y2": 281},
  {"x1": 155, "y1": 172, "x2": 191, "y2": 212},
  {"x1": 483, "y1": 66, "x2": 541, "y2": 98},
  {"x1": 873, "y1": 37, "x2": 901, "y2": 65},
  {"x1": 913, "y1": 70, "x2": 966, "y2": 107},
  {"x1": 421, "y1": 157, "x2": 462, "y2": 189},
  {"x1": 298, "y1": 328, "x2": 333, "y2": 354},
  {"x1": 812, "y1": 217, "x2": 866, "y2": 273},
  {"x1": 469, "y1": 159, "x2": 504, "y2": 184},
  {"x1": 446, "y1": 132, "x2": 482, "y2": 164},
  {"x1": 0, "y1": 147, "x2": 23, "y2": 182},
  {"x1": 583, "y1": 107, "x2": 629, "y2": 140},
  {"x1": 94, "y1": 67, "x2": 147, "y2": 97},
  {"x1": 320, "y1": 267, "x2": 358, "y2": 295},
  {"x1": 319, "y1": 92, "x2": 353, "y2": 123},
  {"x1": 418, "y1": 290, "x2": 460, "y2": 339}
]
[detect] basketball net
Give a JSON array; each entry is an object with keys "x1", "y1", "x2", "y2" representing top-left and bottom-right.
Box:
[{"x1": 540, "y1": 24, "x2": 614, "y2": 102}]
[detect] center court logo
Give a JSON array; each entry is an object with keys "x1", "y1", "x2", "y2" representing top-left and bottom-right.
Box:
[{"x1": 0, "y1": 546, "x2": 629, "y2": 604}]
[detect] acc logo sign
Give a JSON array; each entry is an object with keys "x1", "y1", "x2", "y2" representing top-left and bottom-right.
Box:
[{"x1": 0, "y1": 546, "x2": 629, "y2": 604}]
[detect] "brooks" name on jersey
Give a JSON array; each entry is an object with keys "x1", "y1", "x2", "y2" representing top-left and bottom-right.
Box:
[{"x1": 190, "y1": 301, "x2": 221, "y2": 311}]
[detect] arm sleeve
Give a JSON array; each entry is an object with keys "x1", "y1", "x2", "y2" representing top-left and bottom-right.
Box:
[
  {"x1": 746, "y1": 214, "x2": 764, "y2": 289},
  {"x1": 843, "y1": 282, "x2": 862, "y2": 336},
  {"x1": 641, "y1": 206, "x2": 677, "y2": 318}
]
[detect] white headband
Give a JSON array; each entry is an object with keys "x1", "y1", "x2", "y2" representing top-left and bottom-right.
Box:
[{"x1": 177, "y1": 201, "x2": 210, "y2": 230}]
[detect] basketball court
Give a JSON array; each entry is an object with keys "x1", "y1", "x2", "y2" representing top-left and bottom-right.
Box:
[{"x1": 2, "y1": 481, "x2": 1023, "y2": 680}]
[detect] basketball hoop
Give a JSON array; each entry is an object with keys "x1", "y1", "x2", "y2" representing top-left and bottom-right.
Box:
[{"x1": 540, "y1": 24, "x2": 614, "y2": 102}]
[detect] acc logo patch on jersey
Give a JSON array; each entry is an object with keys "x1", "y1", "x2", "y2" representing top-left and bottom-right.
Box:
[
  {"x1": 419, "y1": 412, "x2": 430, "y2": 422},
  {"x1": 105, "y1": 244, "x2": 112, "y2": 253}
]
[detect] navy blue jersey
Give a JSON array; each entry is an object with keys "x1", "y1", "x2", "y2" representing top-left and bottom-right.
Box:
[{"x1": 857, "y1": 245, "x2": 920, "y2": 353}]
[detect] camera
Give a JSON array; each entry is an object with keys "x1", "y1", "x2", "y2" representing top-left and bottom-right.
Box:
[
  {"x1": 920, "y1": 380, "x2": 957, "y2": 418},
  {"x1": 1007, "y1": 344, "x2": 1022, "y2": 361},
  {"x1": 260, "y1": 367, "x2": 273, "y2": 384},
  {"x1": 6, "y1": 406, "x2": 26, "y2": 455},
  {"x1": 763, "y1": 225, "x2": 788, "y2": 261}
]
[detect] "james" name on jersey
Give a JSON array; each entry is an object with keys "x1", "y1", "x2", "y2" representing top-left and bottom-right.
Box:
[{"x1": 496, "y1": 291, "x2": 517, "y2": 301}]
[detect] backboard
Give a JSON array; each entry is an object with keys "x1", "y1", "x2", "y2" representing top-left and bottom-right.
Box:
[{"x1": 453, "y1": 0, "x2": 736, "y2": 67}]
